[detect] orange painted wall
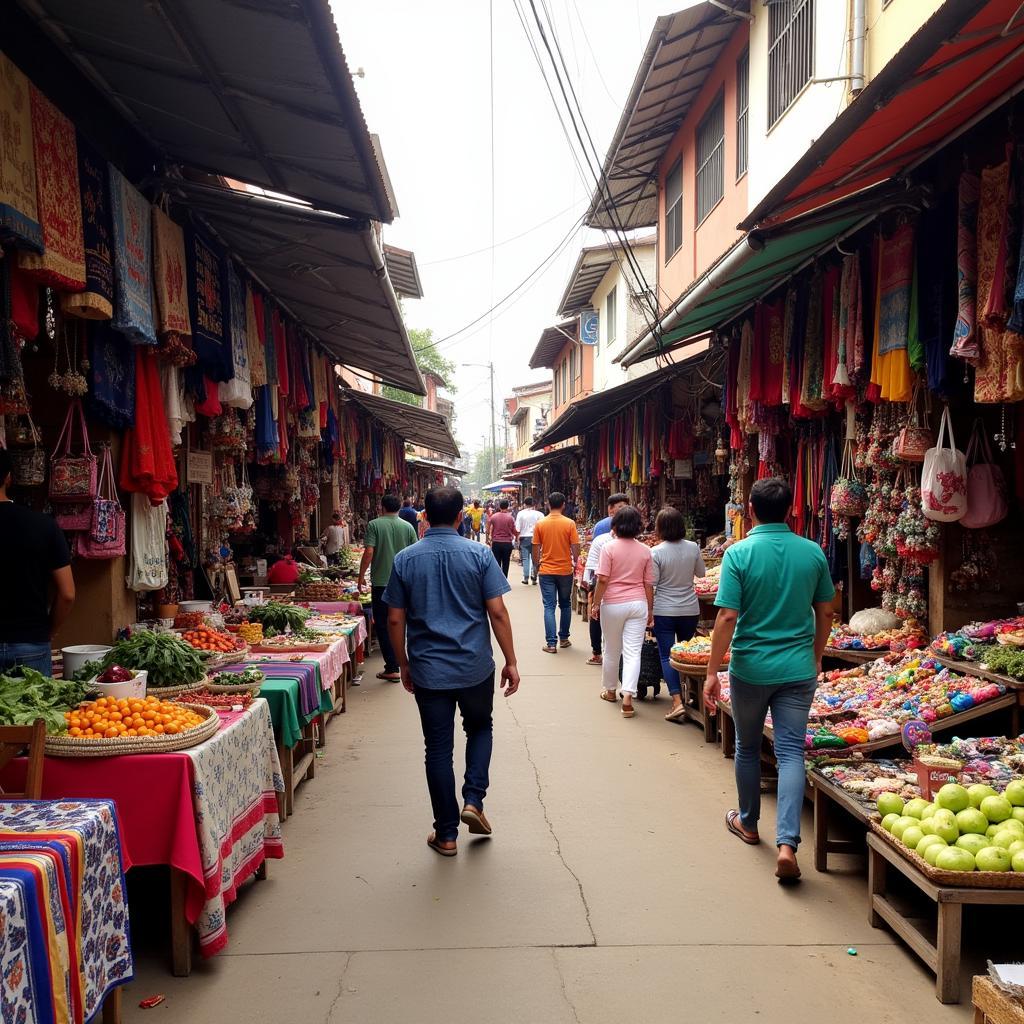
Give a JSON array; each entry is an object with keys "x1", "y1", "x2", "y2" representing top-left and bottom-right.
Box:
[
  {"x1": 551, "y1": 340, "x2": 594, "y2": 421},
  {"x1": 657, "y1": 24, "x2": 749, "y2": 312}
]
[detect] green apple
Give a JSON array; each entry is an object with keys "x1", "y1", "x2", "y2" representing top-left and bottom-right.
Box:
[
  {"x1": 923, "y1": 838, "x2": 948, "y2": 865},
  {"x1": 992, "y1": 831, "x2": 1021, "y2": 850},
  {"x1": 919, "y1": 803, "x2": 937, "y2": 820},
  {"x1": 904, "y1": 798, "x2": 931, "y2": 820},
  {"x1": 931, "y1": 809, "x2": 960, "y2": 844},
  {"x1": 968, "y1": 784, "x2": 998, "y2": 808},
  {"x1": 1004, "y1": 780, "x2": 1024, "y2": 807},
  {"x1": 987, "y1": 824, "x2": 1004, "y2": 838},
  {"x1": 955, "y1": 807, "x2": 989, "y2": 835},
  {"x1": 1008, "y1": 840, "x2": 1024, "y2": 857},
  {"x1": 881, "y1": 812, "x2": 901, "y2": 832},
  {"x1": 936, "y1": 783, "x2": 971, "y2": 813},
  {"x1": 902, "y1": 826, "x2": 925, "y2": 849},
  {"x1": 916, "y1": 835, "x2": 946, "y2": 859},
  {"x1": 891, "y1": 816, "x2": 920, "y2": 840},
  {"x1": 919, "y1": 817, "x2": 936, "y2": 836},
  {"x1": 1013, "y1": 807, "x2": 1024, "y2": 823},
  {"x1": 1013, "y1": 850, "x2": 1024, "y2": 872},
  {"x1": 877, "y1": 792, "x2": 905, "y2": 817},
  {"x1": 956, "y1": 834, "x2": 990, "y2": 856},
  {"x1": 997, "y1": 818, "x2": 1024, "y2": 836},
  {"x1": 936, "y1": 846, "x2": 976, "y2": 872},
  {"x1": 981, "y1": 795, "x2": 1014, "y2": 823},
  {"x1": 976, "y1": 847, "x2": 1013, "y2": 872}
]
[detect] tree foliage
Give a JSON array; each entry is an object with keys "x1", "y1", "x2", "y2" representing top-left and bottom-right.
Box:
[
  {"x1": 382, "y1": 328, "x2": 457, "y2": 407},
  {"x1": 460, "y1": 445, "x2": 507, "y2": 496}
]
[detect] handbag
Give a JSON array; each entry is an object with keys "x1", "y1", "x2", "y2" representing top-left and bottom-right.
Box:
[
  {"x1": 76, "y1": 446, "x2": 126, "y2": 559},
  {"x1": 830, "y1": 438, "x2": 867, "y2": 516},
  {"x1": 894, "y1": 380, "x2": 934, "y2": 462},
  {"x1": 54, "y1": 502, "x2": 93, "y2": 532},
  {"x1": 49, "y1": 400, "x2": 97, "y2": 503},
  {"x1": 9, "y1": 413, "x2": 45, "y2": 487},
  {"x1": 960, "y1": 419, "x2": 1009, "y2": 529},
  {"x1": 921, "y1": 405, "x2": 967, "y2": 522}
]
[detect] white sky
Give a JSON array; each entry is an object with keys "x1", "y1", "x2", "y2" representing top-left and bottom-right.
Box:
[{"x1": 333, "y1": 0, "x2": 697, "y2": 457}]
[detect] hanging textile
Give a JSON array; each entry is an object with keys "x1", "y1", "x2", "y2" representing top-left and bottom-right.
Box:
[
  {"x1": 219, "y1": 263, "x2": 253, "y2": 409},
  {"x1": 254, "y1": 386, "x2": 279, "y2": 459},
  {"x1": 837, "y1": 252, "x2": 864, "y2": 381},
  {"x1": 918, "y1": 197, "x2": 958, "y2": 398},
  {"x1": 159, "y1": 361, "x2": 189, "y2": 446},
  {"x1": 185, "y1": 226, "x2": 233, "y2": 380},
  {"x1": 87, "y1": 323, "x2": 136, "y2": 429},
  {"x1": 151, "y1": 205, "x2": 192, "y2": 344},
  {"x1": 193, "y1": 377, "x2": 222, "y2": 417},
  {"x1": 17, "y1": 85, "x2": 86, "y2": 290},
  {"x1": 260, "y1": 295, "x2": 277, "y2": 387},
  {"x1": 799, "y1": 272, "x2": 827, "y2": 412},
  {"x1": 312, "y1": 351, "x2": 328, "y2": 428},
  {"x1": 788, "y1": 282, "x2": 812, "y2": 415},
  {"x1": 1009, "y1": 151, "x2": 1024, "y2": 335},
  {"x1": 869, "y1": 224, "x2": 914, "y2": 402},
  {"x1": 287, "y1": 325, "x2": 309, "y2": 411},
  {"x1": 8, "y1": 261, "x2": 39, "y2": 343},
  {"x1": 62, "y1": 135, "x2": 114, "y2": 320},
  {"x1": 119, "y1": 345, "x2": 178, "y2": 502},
  {"x1": 736, "y1": 320, "x2": 755, "y2": 434},
  {"x1": 273, "y1": 310, "x2": 289, "y2": 395},
  {"x1": 980, "y1": 146, "x2": 1015, "y2": 330},
  {"x1": 781, "y1": 288, "x2": 796, "y2": 404},
  {"x1": 108, "y1": 164, "x2": 157, "y2": 345},
  {"x1": 244, "y1": 281, "x2": 267, "y2": 387},
  {"x1": 0, "y1": 54, "x2": 42, "y2": 252},
  {"x1": 0, "y1": 258, "x2": 29, "y2": 415},
  {"x1": 821, "y1": 264, "x2": 842, "y2": 402},
  {"x1": 951, "y1": 169, "x2": 981, "y2": 362}
]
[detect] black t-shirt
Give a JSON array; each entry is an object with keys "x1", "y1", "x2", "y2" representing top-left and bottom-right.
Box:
[{"x1": 0, "y1": 503, "x2": 72, "y2": 643}]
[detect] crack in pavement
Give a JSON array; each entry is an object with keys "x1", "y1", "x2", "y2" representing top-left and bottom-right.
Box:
[
  {"x1": 550, "y1": 948, "x2": 581, "y2": 1023},
  {"x1": 507, "y1": 703, "x2": 598, "y2": 947},
  {"x1": 324, "y1": 951, "x2": 353, "y2": 1024}
]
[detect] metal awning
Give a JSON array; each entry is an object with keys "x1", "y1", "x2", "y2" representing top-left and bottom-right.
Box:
[
  {"x1": 159, "y1": 179, "x2": 424, "y2": 394},
  {"x1": 407, "y1": 456, "x2": 464, "y2": 476},
  {"x1": 19, "y1": 0, "x2": 395, "y2": 222},
  {"x1": 481, "y1": 479, "x2": 523, "y2": 491},
  {"x1": 345, "y1": 390, "x2": 459, "y2": 459},
  {"x1": 529, "y1": 321, "x2": 577, "y2": 370},
  {"x1": 743, "y1": 0, "x2": 1023, "y2": 229},
  {"x1": 507, "y1": 445, "x2": 582, "y2": 472},
  {"x1": 586, "y1": 2, "x2": 750, "y2": 230},
  {"x1": 621, "y1": 186, "x2": 917, "y2": 367},
  {"x1": 384, "y1": 245, "x2": 424, "y2": 299},
  {"x1": 556, "y1": 236, "x2": 655, "y2": 318}
]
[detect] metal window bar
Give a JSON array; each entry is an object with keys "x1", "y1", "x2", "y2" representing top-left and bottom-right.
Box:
[
  {"x1": 696, "y1": 93, "x2": 725, "y2": 225},
  {"x1": 767, "y1": 0, "x2": 814, "y2": 129},
  {"x1": 607, "y1": 286, "x2": 617, "y2": 342},
  {"x1": 736, "y1": 49, "x2": 749, "y2": 178},
  {"x1": 665, "y1": 159, "x2": 683, "y2": 259}
]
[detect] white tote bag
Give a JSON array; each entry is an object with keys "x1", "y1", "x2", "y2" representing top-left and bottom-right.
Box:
[
  {"x1": 921, "y1": 406, "x2": 967, "y2": 522},
  {"x1": 127, "y1": 493, "x2": 169, "y2": 591}
]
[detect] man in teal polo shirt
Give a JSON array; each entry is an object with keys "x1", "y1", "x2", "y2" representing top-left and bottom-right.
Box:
[{"x1": 704, "y1": 478, "x2": 834, "y2": 883}]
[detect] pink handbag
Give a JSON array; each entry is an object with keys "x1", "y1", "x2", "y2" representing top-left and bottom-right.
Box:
[
  {"x1": 49, "y1": 400, "x2": 97, "y2": 503},
  {"x1": 76, "y1": 446, "x2": 125, "y2": 559},
  {"x1": 960, "y1": 420, "x2": 1009, "y2": 529},
  {"x1": 894, "y1": 381, "x2": 933, "y2": 463}
]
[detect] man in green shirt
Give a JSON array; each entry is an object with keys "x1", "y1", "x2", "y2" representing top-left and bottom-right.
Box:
[
  {"x1": 703, "y1": 478, "x2": 834, "y2": 883},
  {"x1": 360, "y1": 494, "x2": 418, "y2": 681}
]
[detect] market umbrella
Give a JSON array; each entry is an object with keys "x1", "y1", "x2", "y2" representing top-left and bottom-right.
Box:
[{"x1": 481, "y1": 480, "x2": 523, "y2": 492}]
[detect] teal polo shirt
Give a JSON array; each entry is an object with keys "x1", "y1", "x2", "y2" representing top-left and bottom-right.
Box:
[{"x1": 715, "y1": 523, "x2": 835, "y2": 686}]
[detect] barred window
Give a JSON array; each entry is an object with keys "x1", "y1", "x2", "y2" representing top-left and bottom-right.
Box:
[
  {"x1": 664, "y1": 158, "x2": 683, "y2": 261},
  {"x1": 736, "y1": 49, "x2": 749, "y2": 179},
  {"x1": 768, "y1": 0, "x2": 815, "y2": 128},
  {"x1": 696, "y1": 92, "x2": 725, "y2": 225},
  {"x1": 606, "y1": 286, "x2": 618, "y2": 345}
]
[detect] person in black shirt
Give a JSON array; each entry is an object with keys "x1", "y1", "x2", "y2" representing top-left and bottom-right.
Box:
[{"x1": 0, "y1": 449, "x2": 76, "y2": 676}]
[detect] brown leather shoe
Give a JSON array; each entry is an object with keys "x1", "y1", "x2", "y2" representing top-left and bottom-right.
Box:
[
  {"x1": 460, "y1": 805, "x2": 493, "y2": 835},
  {"x1": 427, "y1": 832, "x2": 457, "y2": 856}
]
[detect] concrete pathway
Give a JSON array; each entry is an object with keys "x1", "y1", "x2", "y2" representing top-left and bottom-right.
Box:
[{"x1": 123, "y1": 579, "x2": 978, "y2": 1022}]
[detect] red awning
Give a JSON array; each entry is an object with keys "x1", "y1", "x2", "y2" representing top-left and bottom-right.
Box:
[{"x1": 743, "y1": 0, "x2": 1024, "y2": 229}]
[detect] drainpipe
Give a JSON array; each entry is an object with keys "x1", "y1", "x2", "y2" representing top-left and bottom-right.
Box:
[{"x1": 851, "y1": 0, "x2": 867, "y2": 94}]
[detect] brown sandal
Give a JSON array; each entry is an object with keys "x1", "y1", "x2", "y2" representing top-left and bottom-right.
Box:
[
  {"x1": 599, "y1": 690, "x2": 617, "y2": 702},
  {"x1": 621, "y1": 704, "x2": 635, "y2": 718},
  {"x1": 725, "y1": 809, "x2": 760, "y2": 845},
  {"x1": 427, "y1": 833, "x2": 457, "y2": 857}
]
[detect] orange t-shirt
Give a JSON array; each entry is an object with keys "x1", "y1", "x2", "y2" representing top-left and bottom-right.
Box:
[{"x1": 533, "y1": 512, "x2": 580, "y2": 576}]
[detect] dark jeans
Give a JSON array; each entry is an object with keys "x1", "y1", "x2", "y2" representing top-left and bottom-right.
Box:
[
  {"x1": 491, "y1": 541, "x2": 513, "y2": 577},
  {"x1": 414, "y1": 675, "x2": 495, "y2": 843},
  {"x1": 539, "y1": 573, "x2": 573, "y2": 646},
  {"x1": 651, "y1": 614, "x2": 700, "y2": 696},
  {"x1": 0, "y1": 642, "x2": 52, "y2": 676},
  {"x1": 589, "y1": 616, "x2": 602, "y2": 656},
  {"x1": 371, "y1": 586, "x2": 398, "y2": 672}
]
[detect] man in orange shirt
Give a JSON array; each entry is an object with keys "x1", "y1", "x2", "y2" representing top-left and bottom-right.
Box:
[{"x1": 532, "y1": 491, "x2": 581, "y2": 654}]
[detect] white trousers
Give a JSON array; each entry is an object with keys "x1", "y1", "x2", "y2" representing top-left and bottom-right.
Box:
[{"x1": 600, "y1": 600, "x2": 648, "y2": 696}]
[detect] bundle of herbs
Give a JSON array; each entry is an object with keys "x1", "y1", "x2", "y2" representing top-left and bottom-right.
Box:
[{"x1": 0, "y1": 669, "x2": 92, "y2": 733}]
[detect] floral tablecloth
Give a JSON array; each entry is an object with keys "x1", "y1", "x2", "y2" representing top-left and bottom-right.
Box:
[{"x1": 0, "y1": 799, "x2": 133, "y2": 1023}]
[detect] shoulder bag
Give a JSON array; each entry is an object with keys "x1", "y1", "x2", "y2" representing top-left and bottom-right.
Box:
[
  {"x1": 894, "y1": 380, "x2": 934, "y2": 463},
  {"x1": 76, "y1": 446, "x2": 126, "y2": 558},
  {"x1": 49, "y1": 400, "x2": 97, "y2": 503},
  {"x1": 921, "y1": 406, "x2": 967, "y2": 522},
  {"x1": 960, "y1": 419, "x2": 1009, "y2": 529}
]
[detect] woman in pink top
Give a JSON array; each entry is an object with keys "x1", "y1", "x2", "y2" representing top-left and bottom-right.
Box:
[{"x1": 590, "y1": 506, "x2": 654, "y2": 718}]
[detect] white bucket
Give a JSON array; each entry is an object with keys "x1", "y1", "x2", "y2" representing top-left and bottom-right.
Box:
[
  {"x1": 92, "y1": 670, "x2": 147, "y2": 701},
  {"x1": 179, "y1": 600, "x2": 213, "y2": 613},
  {"x1": 61, "y1": 645, "x2": 112, "y2": 678}
]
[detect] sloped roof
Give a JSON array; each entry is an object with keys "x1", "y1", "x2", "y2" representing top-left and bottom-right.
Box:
[
  {"x1": 345, "y1": 390, "x2": 459, "y2": 458},
  {"x1": 529, "y1": 321, "x2": 577, "y2": 369},
  {"x1": 556, "y1": 234, "x2": 656, "y2": 317}
]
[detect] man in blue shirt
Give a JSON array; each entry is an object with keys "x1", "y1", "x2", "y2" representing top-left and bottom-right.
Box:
[
  {"x1": 384, "y1": 486, "x2": 520, "y2": 857},
  {"x1": 398, "y1": 497, "x2": 419, "y2": 531},
  {"x1": 591, "y1": 492, "x2": 629, "y2": 539}
]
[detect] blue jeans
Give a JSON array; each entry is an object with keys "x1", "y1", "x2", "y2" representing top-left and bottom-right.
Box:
[
  {"x1": 651, "y1": 614, "x2": 699, "y2": 696},
  {"x1": 539, "y1": 574, "x2": 573, "y2": 646},
  {"x1": 519, "y1": 540, "x2": 535, "y2": 581},
  {"x1": 0, "y1": 642, "x2": 53, "y2": 676},
  {"x1": 414, "y1": 675, "x2": 494, "y2": 843},
  {"x1": 371, "y1": 586, "x2": 398, "y2": 673},
  {"x1": 730, "y1": 675, "x2": 817, "y2": 850}
]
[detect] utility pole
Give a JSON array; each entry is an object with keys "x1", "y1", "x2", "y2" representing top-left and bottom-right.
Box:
[{"x1": 489, "y1": 360, "x2": 497, "y2": 483}]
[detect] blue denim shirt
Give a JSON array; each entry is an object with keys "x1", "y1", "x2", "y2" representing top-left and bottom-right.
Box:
[
  {"x1": 592, "y1": 515, "x2": 612, "y2": 539},
  {"x1": 382, "y1": 528, "x2": 511, "y2": 688}
]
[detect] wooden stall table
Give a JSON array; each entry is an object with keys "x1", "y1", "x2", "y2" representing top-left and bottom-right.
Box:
[
  {"x1": 823, "y1": 646, "x2": 887, "y2": 666},
  {"x1": 973, "y1": 976, "x2": 1024, "y2": 1024},
  {"x1": 867, "y1": 831, "x2": 1024, "y2": 1003},
  {"x1": 668, "y1": 660, "x2": 718, "y2": 742},
  {"x1": 931, "y1": 654, "x2": 1024, "y2": 737},
  {"x1": 808, "y1": 769, "x2": 875, "y2": 872}
]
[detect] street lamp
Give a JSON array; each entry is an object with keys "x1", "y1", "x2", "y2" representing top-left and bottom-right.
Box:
[{"x1": 461, "y1": 361, "x2": 497, "y2": 483}]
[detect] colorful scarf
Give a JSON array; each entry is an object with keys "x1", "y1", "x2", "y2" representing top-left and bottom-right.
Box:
[
  {"x1": 980, "y1": 146, "x2": 1016, "y2": 331},
  {"x1": 259, "y1": 293, "x2": 278, "y2": 387},
  {"x1": 838, "y1": 253, "x2": 864, "y2": 379},
  {"x1": 17, "y1": 85, "x2": 85, "y2": 290},
  {"x1": 186, "y1": 226, "x2": 232, "y2": 380},
  {"x1": 0, "y1": 55, "x2": 42, "y2": 252},
  {"x1": 88, "y1": 322, "x2": 136, "y2": 429},
  {"x1": 1008, "y1": 151, "x2": 1024, "y2": 335},
  {"x1": 120, "y1": 345, "x2": 178, "y2": 501},
  {"x1": 62, "y1": 135, "x2": 114, "y2": 320},
  {"x1": 108, "y1": 164, "x2": 157, "y2": 344},
  {"x1": 245, "y1": 281, "x2": 267, "y2": 387},
  {"x1": 876, "y1": 222, "x2": 914, "y2": 356},
  {"x1": 220, "y1": 263, "x2": 253, "y2": 409},
  {"x1": 918, "y1": 197, "x2": 958, "y2": 398},
  {"x1": 152, "y1": 205, "x2": 192, "y2": 341},
  {"x1": 950, "y1": 169, "x2": 981, "y2": 363},
  {"x1": 800, "y1": 272, "x2": 826, "y2": 411},
  {"x1": 254, "y1": 385, "x2": 279, "y2": 458}
]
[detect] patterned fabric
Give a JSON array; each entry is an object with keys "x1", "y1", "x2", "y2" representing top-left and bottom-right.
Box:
[
  {"x1": 186, "y1": 227, "x2": 233, "y2": 381},
  {"x1": 17, "y1": 85, "x2": 85, "y2": 291},
  {"x1": 219, "y1": 264, "x2": 253, "y2": 409},
  {"x1": 119, "y1": 346, "x2": 178, "y2": 502},
  {"x1": 838, "y1": 252, "x2": 864, "y2": 379},
  {"x1": 87, "y1": 323, "x2": 136, "y2": 429},
  {"x1": 951, "y1": 169, "x2": 981, "y2": 362},
  {"x1": 0, "y1": 799, "x2": 133, "y2": 1023},
  {"x1": 62, "y1": 135, "x2": 114, "y2": 320},
  {"x1": 0, "y1": 54, "x2": 42, "y2": 252},
  {"x1": 183, "y1": 701, "x2": 283, "y2": 956},
  {"x1": 151, "y1": 205, "x2": 192, "y2": 342},
  {"x1": 108, "y1": 165, "x2": 157, "y2": 345},
  {"x1": 800, "y1": 272, "x2": 826, "y2": 411},
  {"x1": 244, "y1": 282, "x2": 267, "y2": 387},
  {"x1": 1008, "y1": 153, "x2": 1024, "y2": 335},
  {"x1": 869, "y1": 226, "x2": 914, "y2": 403}
]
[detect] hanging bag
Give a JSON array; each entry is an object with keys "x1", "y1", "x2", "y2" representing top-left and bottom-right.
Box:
[
  {"x1": 895, "y1": 379, "x2": 934, "y2": 463},
  {"x1": 921, "y1": 406, "x2": 968, "y2": 522},
  {"x1": 76, "y1": 446, "x2": 126, "y2": 558},
  {"x1": 9, "y1": 412, "x2": 45, "y2": 487},
  {"x1": 960, "y1": 419, "x2": 1009, "y2": 529},
  {"x1": 830, "y1": 437, "x2": 868, "y2": 516},
  {"x1": 49, "y1": 400, "x2": 97, "y2": 502},
  {"x1": 127, "y1": 492, "x2": 169, "y2": 591}
]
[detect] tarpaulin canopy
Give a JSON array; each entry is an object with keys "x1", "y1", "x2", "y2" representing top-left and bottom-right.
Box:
[
  {"x1": 481, "y1": 480, "x2": 523, "y2": 491},
  {"x1": 344, "y1": 390, "x2": 459, "y2": 459}
]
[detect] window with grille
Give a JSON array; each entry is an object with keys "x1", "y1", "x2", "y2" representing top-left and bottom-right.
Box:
[
  {"x1": 736, "y1": 49, "x2": 749, "y2": 179},
  {"x1": 768, "y1": 0, "x2": 815, "y2": 129},
  {"x1": 569, "y1": 348, "x2": 577, "y2": 398},
  {"x1": 664, "y1": 158, "x2": 683, "y2": 261},
  {"x1": 696, "y1": 92, "x2": 725, "y2": 225},
  {"x1": 606, "y1": 286, "x2": 618, "y2": 345}
]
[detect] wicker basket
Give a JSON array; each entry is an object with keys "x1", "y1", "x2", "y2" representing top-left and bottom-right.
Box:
[
  {"x1": 202, "y1": 645, "x2": 250, "y2": 670},
  {"x1": 205, "y1": 674, "x2": 264, "y2": 696},
  {"x1": 869, "y1": 820, "x2": 1024, "y2": 889},
  {"x1": 251, "y1": 640, "x2": 330, "y2": 654},
  {"x1": 142, "y1": 675, "x2": 209, "y2": 698},
  {"x1": 45, "y1": 703, "x2": 220, "y2": 758}
]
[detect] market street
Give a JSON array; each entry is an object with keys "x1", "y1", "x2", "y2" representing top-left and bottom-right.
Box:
[{"x1": 122, "y1": 580, "x2": 977, "y2": 1023}]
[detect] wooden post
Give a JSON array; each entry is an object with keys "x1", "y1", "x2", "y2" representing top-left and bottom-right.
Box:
[
  {"x1": 813, "y1": 784, "x2": 829, "y2": 873},
  {"x1": 169, "y1": 868, "x2": 192, "y2": 977},
  {"x1": 936, "y1": 900, "x2": 963, "y2": 1003},
  {"x1": 928, "y1": 524, "x2": 949, "y2": 637},
  {"x1": 867, "y1": 844, "x2": 887, "y2": 928},
  {"x1": 101, "y1": 987, "x2": 121, "y2": 1024}
]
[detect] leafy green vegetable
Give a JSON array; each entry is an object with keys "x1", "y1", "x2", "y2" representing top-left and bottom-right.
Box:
[
  {"x1": 0, "y1": 669, "x2": 92, "y2": 733},
  {"x1": 96, "y1": 631, "x2": 206, "y2": 687},
  {"x1": 975, "y1": 644, "x2": 1024, "y2": 680},
  {"x1": 247, "y1": 602, "x2": 310, "y2": 634}
]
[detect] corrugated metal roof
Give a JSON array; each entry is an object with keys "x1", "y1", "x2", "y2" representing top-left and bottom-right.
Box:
[
  {"x1": 528, "y1": 321, "x2": 577, "y2": 369},
  {"x1": 556, "y1": 234, "x2": 657, "y2": 317},
  {"x1": 19, "y1": 0, "x2": 395, "y2": 222},
  {"x1": 507, "y1": 444, "x2": 582, "y2": 472},
  {"x1": 160, "y1": 178, "x2": 424, "y2": 394},
  {"x1": 383, "y1": 245, "x2": 424, "y2": 299},
  {"x1": 586, "y1": 2, "x2": 749, "y2": 230},
  {"x1": 344, "y1": 390, "x2": 460, "y2": 459}
]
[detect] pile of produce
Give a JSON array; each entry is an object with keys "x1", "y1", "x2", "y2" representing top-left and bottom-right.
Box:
[
  {"x1": 294, "y1": 569, "x2": 343, "y2": 602},
  {"x1": 210, "y1": 667, "x2": 264, "y2": 690},
  {"x1": 812, "y1": 759, "x2": 921, "y2": 806},
  {"x1": 877, "y1": 781, "x2": 1024, "y2": 873},
  {"x1": 974, "y1": 644, "x2": 1024, "y2": 681},
  {"x1": 693, "y1": 563, "x2": 721, "y2": 599},
  {"x1": 0, "y1": 670, "x2": 92, "y2": 733},
  {"x1": 64, "y1": 696, "x2": 205, "y2": 739},
  {"x1": 828, "y1": 620, "x2": 927, "y2": 653},
  {"x1": 253, "y1": 629, "x2": 327, "y2": 651},
  {"x1": 247, "y1": 601, "x2": 310, "y2": 636},
  {"x1": 932, "y1": 616, "x2": 1024, "y2": 661},
  {"x1": 236, "y1": 622, "x2": 264, "y2": 645},
  {"x1": 80, "y1": 632, "x2": 207, "y2": 689},
  {"x1": 177, "y1": 690, "x2": 254, "y2": 711},
  {"x1": 173, "y1": 611, "x2": 206, "y2": 630},
  {"x1": 670, "y1": 634, "x2": 729, "y2": 666},
  {"x1": 180, "y1": 625, "x2": 245, "y2": 654}
]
